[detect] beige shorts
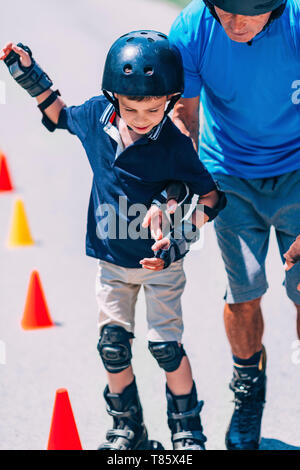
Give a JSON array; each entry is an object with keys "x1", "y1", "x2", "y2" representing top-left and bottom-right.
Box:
[{"x1": 95, "y1": 258, "x2": 186, "y2": 342}]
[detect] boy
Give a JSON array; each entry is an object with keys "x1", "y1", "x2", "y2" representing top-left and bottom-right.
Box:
[{"x1": 1, "y1": 31, "x2": 226, "y2": 450}]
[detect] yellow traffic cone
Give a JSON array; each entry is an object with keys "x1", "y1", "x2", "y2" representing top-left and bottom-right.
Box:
[{"x1": 7, "y1": 198, "x2": 34, "y2": 247}]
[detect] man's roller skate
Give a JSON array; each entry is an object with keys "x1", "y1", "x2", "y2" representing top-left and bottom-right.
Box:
[
  {"x1": 225, "y1": 347, "x2": 267, "y2": 450},
  {"x1": 166, "y1": 382, "x2": 207, "y2": 450},
  {"x1": 98, "y1": 379, "x2": 164, "y2": 450}
]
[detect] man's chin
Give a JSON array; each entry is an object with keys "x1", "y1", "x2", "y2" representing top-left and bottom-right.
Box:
[{"x1": 227, "y1": 32, "x2": 255, "y2": 43}]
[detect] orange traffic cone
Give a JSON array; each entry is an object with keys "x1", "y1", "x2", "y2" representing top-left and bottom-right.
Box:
[
  {"x1": 0, "y1": 153, "x2": 13, "y2": 192},
  {"x1": 21, "y1": 270, "x2": 54, "y2": 330},
  {"x1": 47, "y1": 389, "x2": 83, "y2": 450},
  {"x1": 7, "y1": 198, "x2": 34, "y2": 247}
]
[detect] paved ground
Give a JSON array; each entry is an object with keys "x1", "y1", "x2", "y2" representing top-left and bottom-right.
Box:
[{"x1": 0, "y1": 0, "x2": 300, "y2": 451}]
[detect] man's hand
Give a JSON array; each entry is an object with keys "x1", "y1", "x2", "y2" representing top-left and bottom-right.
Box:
[
  {"x1": 140, "y1": 237, "x2": 170, "y2": 271},
  {"x1": 284, "y1": 235, "x2": 300, "y2": 291},
  {"x1": 284, "y1": 236, "x2": 300, "y2": 270},
  {"x1": 0, "y1": 42, "x2": 32, "y2": 67}
]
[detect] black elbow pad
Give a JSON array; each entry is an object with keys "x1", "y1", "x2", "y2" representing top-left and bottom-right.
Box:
[{"x1": 203, "y1": 190, "x2": 227, "y2": 222}]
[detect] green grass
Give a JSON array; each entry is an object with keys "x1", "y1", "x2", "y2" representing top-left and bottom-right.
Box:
[{"x1": 163, "y1": 0, "x2": 191, "y2": 7}]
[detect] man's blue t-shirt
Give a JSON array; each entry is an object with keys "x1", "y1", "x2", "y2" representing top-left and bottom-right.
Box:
[
  {"x1": 169, "y1": 0, "x2": 300, "y2": 178},
  {"x1": 59, "y1": 96, "x2": 216, "y2": 267}
]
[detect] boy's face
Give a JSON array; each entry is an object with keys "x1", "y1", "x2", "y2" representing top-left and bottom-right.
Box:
[{"x1": 115, "y1": 94, "x2": 168, "y2": 134}]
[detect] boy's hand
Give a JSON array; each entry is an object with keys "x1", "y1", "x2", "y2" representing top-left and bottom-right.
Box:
[
  {"x1": 0, "y1": 42, "x2": 32, "y2": 67},
  {"x1": 142, "y1": 200, "x2": 178, "y2": 241},
  {"x1": 139, "y1": 237, "x2": 170, "y2": 271},
  {"x1": 1, "y1": 42, "x2": 53, "y2": 98}
]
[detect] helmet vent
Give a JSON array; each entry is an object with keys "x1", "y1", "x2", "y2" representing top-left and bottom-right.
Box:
[
  {"x1": 147, "y1": 38, "x2": 154, "y2": 43},
  {"x1": 140, "y1": 31, "x2": 148, "y2": 35},
  {"x1": 157, "y1": 33, "x2": 167, "y2": 39},
  {"x1": 123, "y1": 64, "x2": 133, "y2": 74},
  {"x1": 144, "y1": 66, "x2": 153, "y2": 76},
  {"x1": 126, "y1": 37, "x2": 135, "y2": 43}
]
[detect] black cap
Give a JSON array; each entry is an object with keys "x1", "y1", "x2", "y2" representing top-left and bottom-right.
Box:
[{"x1": 209, "y1": 0, "x2": 284, "y2": 16}]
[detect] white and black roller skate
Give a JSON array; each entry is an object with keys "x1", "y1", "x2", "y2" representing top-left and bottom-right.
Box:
[
  {"x1": 166, "y1": 382, "x2": 207, "y2": 450},
  {"x1": 98, "y1": 379, "x2": 164, "y2": 450}
]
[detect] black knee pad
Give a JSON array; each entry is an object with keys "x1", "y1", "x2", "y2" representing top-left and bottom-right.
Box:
[
  {"x1": 148, "y1": 341, "x2": 186, "y2": 372},
  {"x1": 97, "y1": 325, "x2": 134, "y2": 374}
]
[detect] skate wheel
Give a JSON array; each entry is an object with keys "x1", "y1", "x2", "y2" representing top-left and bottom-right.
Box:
[{"x1": 148, "y1": 440, "x2": 164, "y2": 450}]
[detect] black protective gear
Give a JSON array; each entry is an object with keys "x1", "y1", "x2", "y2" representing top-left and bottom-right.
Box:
[
  {"x1": 98, "y1": 379, "x2": 164, "y2": 450},
  {"x1": 202, "y1": 189, "x2": 227, "y2": 222},
  {"x1": 155, "y1": 221, "x2": 200, "y2": 269},
  {"x1": 97, "y1": 325, "x2": 134, "y2": 374},
  {"x1": 166, "y1": 382, "x2": 207, "y2": 450},
  {"x1": 102, "y1": 30, "x2": 184, "y2": 117},
  {"x1": 3, "y1": 43, "x2": 53, "y2": 97},
  {"x1": 38, "y1": 89, "x2": 61, "y2": 132},
  {"x1": 203, "y1": 0, "x2": 287, "y2": 34},
  {"x1": 204, "y1": 0, "x2": 284, "y2": 16},
  {"x1": 148, "y1": 341, "x2": 186, "y2": 372},
  {"x1": 153, "y1": 183, "x2": 201, "y2": 269},
  {"x1": 102, "y1": 30, "x2": 184, "y2": 97}
]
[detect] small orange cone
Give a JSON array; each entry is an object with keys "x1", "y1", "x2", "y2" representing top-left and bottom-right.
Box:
[
  {"x1": 21, "y1": 270, "x2": 54, "y2": 330},
  {"x1": 47, "y1": 389, "x2": 83, "y2": 450},
  {"x1": 7, "y1": 198, "x2": 34, "y2": 247},
  {"x1": 0, "y1": 153, "x2": 14, "y2": 192}
]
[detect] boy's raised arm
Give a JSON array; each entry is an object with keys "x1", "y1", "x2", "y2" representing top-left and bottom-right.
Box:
[{"x1": 0, "y1": 42, "x2": 66, "y2": 125}]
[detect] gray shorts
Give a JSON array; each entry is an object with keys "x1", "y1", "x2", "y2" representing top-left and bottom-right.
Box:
[
  {"x1": 214, "y1": 169, "x2": 300, "y2": 305},
  {"x1": 95, "y1": 258, "x2": 186, "y2": 342}
]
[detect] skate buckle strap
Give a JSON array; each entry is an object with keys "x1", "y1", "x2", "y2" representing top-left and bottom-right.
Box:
[
  {"x1": 106, "y1": 404, "x2": 138, "y2": 419},
  {"x1": 106, "y1": 429, "x2": 135, "y2": 441},
  {"x1": 167, "y1": 400, "x2": 204, "y2": 421},
  {"x1": 172, "y1": 430, "x2": 207, "y2": 444},
  {"x1": 99, "y1": 442, "x2": 127, "y2": 450}
]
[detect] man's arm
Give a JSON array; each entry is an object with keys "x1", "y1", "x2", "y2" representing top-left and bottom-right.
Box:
[{"x1": 172, "y1": 96, "x2": 200, "y2": 152}]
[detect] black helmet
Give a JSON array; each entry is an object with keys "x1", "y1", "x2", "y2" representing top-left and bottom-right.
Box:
[
  {"x1": 206, "y1": 0, "x2": 284, "y2": 16},
  {"x1": 102, "y1": 30, "x2": 184, "y2": 97}
]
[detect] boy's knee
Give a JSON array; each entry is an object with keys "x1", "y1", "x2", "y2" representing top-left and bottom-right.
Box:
[
  {"x1": 97, "y1": 324, "x2": 134, "y2": 374},
  {"x1": 148, "y1": 341, "x2": 186, "y2": 372}
]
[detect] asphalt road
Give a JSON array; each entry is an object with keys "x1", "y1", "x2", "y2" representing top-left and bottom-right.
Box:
[{"x1": 0, "y1": 0, "x2": 300, "y2": 451}]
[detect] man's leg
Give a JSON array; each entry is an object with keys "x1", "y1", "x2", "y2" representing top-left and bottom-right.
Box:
[
  {"x1": 213, "y1": 174, "x2": 273, "y2": 451},
  {"x1": 224, "y1": 297, "x2": 263, "y2": 358}
]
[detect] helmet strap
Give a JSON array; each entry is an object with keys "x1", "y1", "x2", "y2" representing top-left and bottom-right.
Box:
[
  {"x1": 102, "y1": 90, "x2": 121, "y2": 116},
  {"x1": 164, "y1": 94, "x2": 182, "y2": 117}
]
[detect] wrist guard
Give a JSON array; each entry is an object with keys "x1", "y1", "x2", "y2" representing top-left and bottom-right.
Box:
[
  {"x1": 155, "y1": 221, "x2": 199, "y2": 269},
  {"x1": 202, "y1": 190, "x2": 227, "y2": 222},
  {"x1": 4, "y1": 43, "x2": 53, "y2": 97}
]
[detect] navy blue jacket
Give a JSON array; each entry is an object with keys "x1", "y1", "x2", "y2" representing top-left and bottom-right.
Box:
[{"x1": 58, "y1": 95, "x2": 216, "y2": 268}]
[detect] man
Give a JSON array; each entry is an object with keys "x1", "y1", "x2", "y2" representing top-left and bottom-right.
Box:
[{"x1": 169, "y1": 0, "x2": 300, "y2": 450}]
